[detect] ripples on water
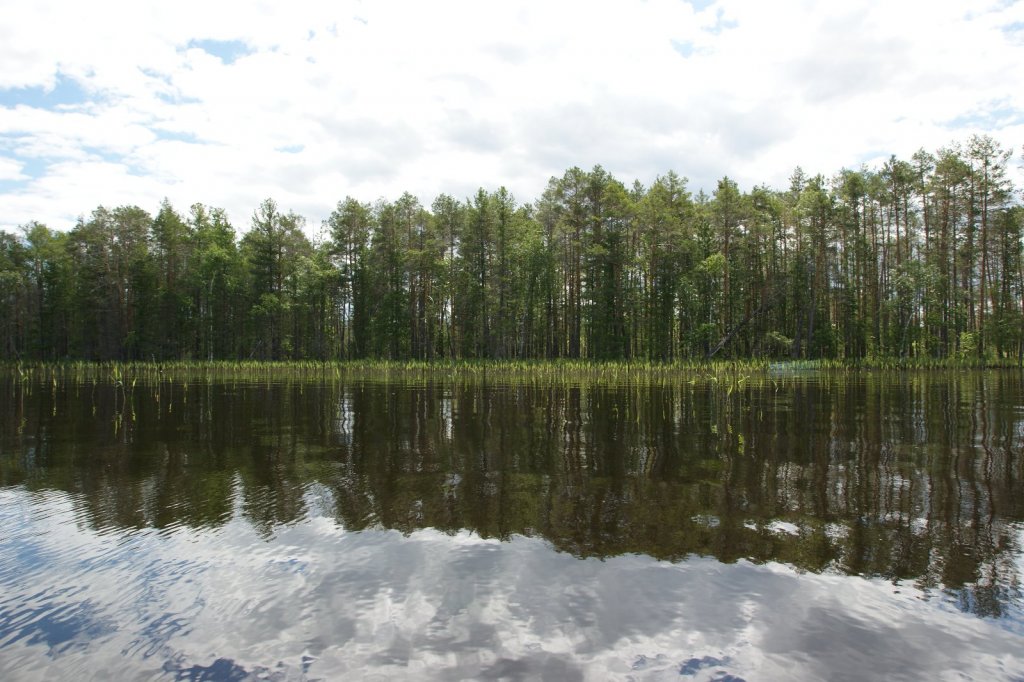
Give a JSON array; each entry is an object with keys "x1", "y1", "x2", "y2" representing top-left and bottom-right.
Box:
[{"x1": 1, "y1": 373, "x2": 1023, "y2": 680}]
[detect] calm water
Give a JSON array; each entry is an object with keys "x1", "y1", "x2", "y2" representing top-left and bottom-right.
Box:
[{"x1": 1, "y1": 372, "x2": 1023, "y2": 680}]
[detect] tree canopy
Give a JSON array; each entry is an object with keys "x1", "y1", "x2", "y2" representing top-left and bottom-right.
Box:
[{"x1": 3, "y1": 136, "x2": 1022, "y2": 362}]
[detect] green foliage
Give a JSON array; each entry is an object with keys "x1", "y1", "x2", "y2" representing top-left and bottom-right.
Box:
[
  {"x1": 1, "y1": 136, "x2": 1022, "y2": 365},
  {"x1": 763, "y1": 331, "x2": 793, "y2": 357}
]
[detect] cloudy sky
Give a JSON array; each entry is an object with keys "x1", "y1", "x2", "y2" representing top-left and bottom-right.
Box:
[{"x1": 1, "y1": 0, "x2": 1022, "y2": 233}]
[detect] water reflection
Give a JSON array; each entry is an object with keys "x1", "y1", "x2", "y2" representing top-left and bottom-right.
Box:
[{"x1": 1, "y1": 373, "x2": 1023, "y2": 679}]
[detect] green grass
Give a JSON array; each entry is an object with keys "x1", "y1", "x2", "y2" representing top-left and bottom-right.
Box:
[
  {"x1": 3, "y1": 356, "x2": 1020, "y2": 390},
  {"x1": 3, "y1": 358, "x2": 772, "y2": 388}
]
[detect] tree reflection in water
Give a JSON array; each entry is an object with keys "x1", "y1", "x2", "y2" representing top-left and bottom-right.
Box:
[{"x1": 2, "y1": 372, "x2": 1022, "y2": 618}]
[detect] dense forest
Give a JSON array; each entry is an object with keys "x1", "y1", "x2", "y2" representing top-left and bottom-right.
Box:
[{"x1": 1, "y1": 135, "x2": 1022, "y2": 362}]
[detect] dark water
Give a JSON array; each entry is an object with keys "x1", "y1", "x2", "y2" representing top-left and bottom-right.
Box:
[{"x1": 1, "y1": 372, "x2": 1023, "y2": 680}]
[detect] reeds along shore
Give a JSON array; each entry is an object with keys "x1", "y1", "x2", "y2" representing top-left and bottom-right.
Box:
[{"x1": 3, "y1": 357, "x2": 1020, "y2": 390}]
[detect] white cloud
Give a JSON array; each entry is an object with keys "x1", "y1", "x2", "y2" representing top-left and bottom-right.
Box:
[
  {"x1": 0, "y1": 0, "x2": 1022, "y2": 232},
  {"x1": 0, "y1": 156, "x2": 25, "y2": 181}
]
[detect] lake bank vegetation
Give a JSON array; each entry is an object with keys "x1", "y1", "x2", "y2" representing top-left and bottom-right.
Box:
[
  {"x1": 4, "y1": 357, "x2": 1020, "y2": 394},
  {"x1": 2, "y1": 136, "x2": 1022, "y2": 364}
]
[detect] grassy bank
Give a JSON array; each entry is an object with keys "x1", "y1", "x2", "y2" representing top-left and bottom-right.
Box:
[{"x1": 3, "y1": 356, "x2": 1020, "y2": 387}]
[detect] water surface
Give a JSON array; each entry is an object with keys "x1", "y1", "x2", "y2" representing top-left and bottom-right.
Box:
[{"x1": 1, "y1": 372, "x2": 1022, "y2": 680}]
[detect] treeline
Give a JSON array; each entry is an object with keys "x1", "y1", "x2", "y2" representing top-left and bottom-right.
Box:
[{"x1": 1, "y1": 135, "x2": 1021, "y2": 362}]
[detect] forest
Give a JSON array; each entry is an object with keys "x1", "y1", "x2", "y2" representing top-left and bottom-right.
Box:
[{"x1": 1, "y1": 135, "x2": 1021, "y2": 363}]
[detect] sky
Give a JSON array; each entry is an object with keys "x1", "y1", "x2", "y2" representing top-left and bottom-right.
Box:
[{"x1": 0, "y1": 0, "x2": 1022, "y2": 234}]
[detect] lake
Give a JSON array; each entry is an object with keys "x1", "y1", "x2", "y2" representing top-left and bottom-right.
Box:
[{"x1": 1, "y1": 371, "x2": 1022, "y2": 680}]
